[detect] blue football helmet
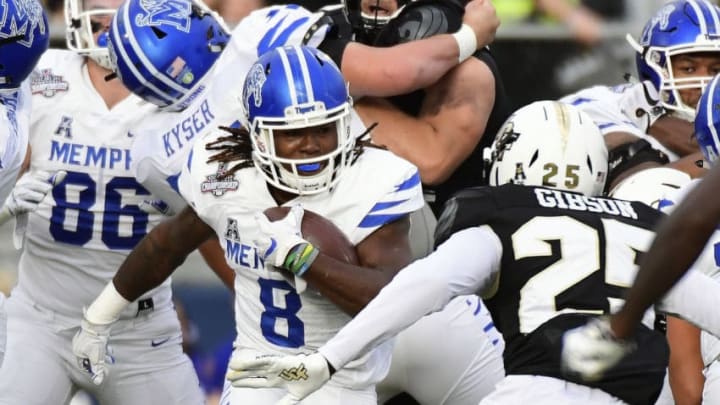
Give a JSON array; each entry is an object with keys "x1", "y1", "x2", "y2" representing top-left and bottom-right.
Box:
[
  {"x1": 243, "y1": 45, "x2": 354, "y2": 195},
  {"x1": 694, "y1": 74, "x2": 720, "y2": 165},
  {"x1": 108, "y1": 0, "x2": 229, "y2": 110},
  {"x1": 0, "y1": 0, "x2": 49, "y2": 91},
  {"x1": 628, "y1": 0, "x2": 720, "y2": 118},
  {"x1": 65, "y1": 0, "x2": 123, "y2": 70}
]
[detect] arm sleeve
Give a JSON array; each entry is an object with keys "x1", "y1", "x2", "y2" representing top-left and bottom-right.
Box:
[
  {"x1": 318, "y1": 225, "x2": 502, "y2": 369},
  {"x1": 656, "y1": 269, "x2": 720, "y2": 338}
]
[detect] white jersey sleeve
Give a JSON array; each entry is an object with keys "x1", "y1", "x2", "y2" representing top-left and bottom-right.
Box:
[
  {"x1": 319, "y1": 226, "x2": 503, "y2": 370},
  {"x1": 0, "y1": 81, "x2": 31, "y2": 205},
  {"x1": 560, "y1": 82, "x2": 679, "y2": 161},
  {"x1": 223, "y1": 5, "x2": 326, "y2": 70}
]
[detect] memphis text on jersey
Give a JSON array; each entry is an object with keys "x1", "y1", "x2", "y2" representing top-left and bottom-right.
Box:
[{"x1": 535, "y1": 188, "x2": 638, "y2": 219}]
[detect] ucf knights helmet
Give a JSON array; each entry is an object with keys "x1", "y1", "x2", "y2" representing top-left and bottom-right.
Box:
[{"x1": 484, "y1": 101, "x2": 608, "y2": 197}]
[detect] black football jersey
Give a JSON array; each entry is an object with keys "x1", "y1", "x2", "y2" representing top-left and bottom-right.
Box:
[
  {"x1": 371, "y1": 0, "x2": 512, "y2": 215},
  {"x1": 436, "y1": 184, "x2": 669, "y2": 405}
]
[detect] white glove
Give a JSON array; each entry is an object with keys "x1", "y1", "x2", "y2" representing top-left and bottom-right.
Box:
[
  {"x1": 254, "y1": 205, "x2": 319, "y2": 277},
  {"x1": 2, "y1": 170, "x2": 67, "y2": 216},
  {"x1": 226, "y1": 351, "x2": 332, "y2": 404},
  {"x1": 618, "y1": 80, "x2": 665, "y2": 133},
  {"x1": 72, "y1": 317, "x2": 115, "y2": 385},
  {"x1": 561, "y1": 317, "x2": 636, "y2": 381},
  {"x1": 138, "y1": 199, "x2": 175, "y2": 216}
]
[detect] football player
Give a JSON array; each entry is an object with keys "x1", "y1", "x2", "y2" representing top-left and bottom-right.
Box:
[
  {"x1": 73, "y1": 45, "x2": 425, "y2": 404},
  {"x1": 577, "y1": 73, "x2": 720, "y2": 405},
  {"x1": 0, "y1": 1, "x2": 205, "y2": 404},
  {"x1": 559, "y1": 0, "x2": 720, "y2": 190},
  {"x1": 345, "y1": 1, "x2": 511, "y2": 404},
  {"x1": 0, "y1": 0, "x2": 50, "y2": 368},
  {"x1": 226, "y1": 100, "x2": 720, "y2": 405},
  {"x1": 109, "y1": 0, "x2": 497, "y2": 221}
]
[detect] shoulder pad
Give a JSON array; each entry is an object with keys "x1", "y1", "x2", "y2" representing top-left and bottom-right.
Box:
[{"x1": 434, "y1": 186, "x2": 496, "y2": 247}]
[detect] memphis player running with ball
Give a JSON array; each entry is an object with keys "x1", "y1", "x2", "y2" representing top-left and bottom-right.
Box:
[{"x1": 73, "y1": 45, "x2": 425, "y2": 404}]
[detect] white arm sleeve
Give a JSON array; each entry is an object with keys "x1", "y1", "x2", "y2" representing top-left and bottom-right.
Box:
[
  {"x1": 318, "y1": 225, "x2": 502, "y2": 369},
  {"x1": 656, "y1": 269, "x2": 720, "y2": 338}
]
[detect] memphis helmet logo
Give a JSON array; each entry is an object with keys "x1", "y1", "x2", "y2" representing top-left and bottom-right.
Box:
[
  {"x1": 244, "y1": 63, "x2": 267, "y2": 110},
  {"x1": 0, "y1": 0, "x2": 47, "y2": 48},
  {"x1": 640, "y1": 4, "x2": 675, "y2": 46},
  {"x1": 135, "y1": 0, "x2": 193, "y2": 33}
]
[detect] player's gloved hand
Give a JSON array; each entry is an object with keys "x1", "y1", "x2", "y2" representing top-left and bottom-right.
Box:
[
  {"x1": 561, "y1": 316, "x2": 636, "y2": 381},
  {"x1": 3, "y1": 170, "x2": 67, "y2": 216},
  {"x1": 254, "y1": 205, "x2": 319, "y2": 277},
  {"x1": 226, "y1": 351, "x2": 333, "y2": 404},
  {"x1": 72, "y1": 316, "x2": 115, "y2": 385},
  {"x1": 138, "y1": 199, "x2": 175, "y2": 216},
  {"x1": 619, "y1": 80, "x2": 665, "y2": 132}
]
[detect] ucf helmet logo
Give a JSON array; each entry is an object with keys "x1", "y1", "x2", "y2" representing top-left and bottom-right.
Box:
[
  {"x1": 0, "y1": 0, "x2": 47, "y2": 48},
  {"x1": 492, "y1": 122, "x2": 521, "y2": 162},
  {"x1": 136, "y1": 0, "x2": 193, "y2": 33}
]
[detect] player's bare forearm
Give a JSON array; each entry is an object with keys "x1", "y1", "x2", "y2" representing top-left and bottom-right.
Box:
[
  {"x1": 648, "y1": 115, "x2": 697, "y2": 157},
  {"x1": 612, "y1": 163, "x2": 720, "y2": 337},
  {"x1": 114, "y1": 206, "x2": 213, "y2": 300},
  {"x1": 667, "y1": 316, "x2": 704, "y2": 405},
  {"x1": 303, "y1": 255, "x2": 397, "y2": 316},
  {"x1": 302, "y1": 217, "x2": 413, "y2": 315},
  {"x1": 361, "y1": 60, "x2": 492, "y2": 184},
  {"x1": 199, "y1": 237, "x2": 235, "y2": 291}
]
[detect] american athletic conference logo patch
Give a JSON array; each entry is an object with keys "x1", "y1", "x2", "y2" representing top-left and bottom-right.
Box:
[
  {"x1": 0, "y1": 0, "x2": 47, "y2": 48},
  {"x1": 135, "y1": 0, "x2": 193, "y2": 33},
  {"x1": 30, "y1": 68, "x2": 69, "y2": 97},
  {"x1": 201, "y1": 163, "x2": 239, "y2": 197}
]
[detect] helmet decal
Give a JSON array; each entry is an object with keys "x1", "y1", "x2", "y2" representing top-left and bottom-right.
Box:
[
  {"x1": 244, "y1": 63, "x2": 267, "y2": 111},
  {"x1": 0, "y1": 0, "x2": 47, "y2": 48},
  {"x1": 135, "y1": 0, "x2": 193, "y2": 33},
  {"x1": 640, "y1": 4, "x2": 676, "y2": 46}
]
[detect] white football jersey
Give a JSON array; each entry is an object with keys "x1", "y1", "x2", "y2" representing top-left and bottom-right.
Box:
[
  {"x1": 131, "y1": 5, "x2": 366, "y2": 211},
  {"x1": 660, "y1": 179, "x2": 720, "y2": 366},
  {"x1": 179, "y1": 131, "x2": 424, "y2": 389},
  {"x1": 559, "y1": 82, "x2": 678, "y2": 161},
  {"x1": 0, "y1": 81, "x2": 31, "y2": 205},
  {"x1": 13, "y1": 49, "x2": 169, "y2": 323}
]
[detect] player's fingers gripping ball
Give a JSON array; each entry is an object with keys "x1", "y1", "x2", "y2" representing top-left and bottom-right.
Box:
[{"x1": 254, "y1": 205, "x2": 319, "y2": 276}]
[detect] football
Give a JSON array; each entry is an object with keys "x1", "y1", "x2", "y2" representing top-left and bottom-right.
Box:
[{"x1": 263, "y1": 206, "x2": 359, "y2": 265}]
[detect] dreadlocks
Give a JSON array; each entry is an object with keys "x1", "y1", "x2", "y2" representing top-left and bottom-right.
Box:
[
  {"x1": 205, "y1": 122, "x2": 385, "y2": 175},
  {"x1": 206, "y1": 125, "x2": 255, "y2": 175}
]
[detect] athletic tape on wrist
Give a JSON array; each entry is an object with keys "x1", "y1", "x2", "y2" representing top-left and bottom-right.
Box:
[
  {"x1": 85, "y1": 282, "x2": 131, "y2": 325},
  {"x1": 451, "y1": 24, "x2": 477, "y2": 63}
]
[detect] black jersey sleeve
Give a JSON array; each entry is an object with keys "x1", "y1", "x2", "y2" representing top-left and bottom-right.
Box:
[
  {"x1": 313, "y1": 6, "x2": 353, "y2": 67},
  {"x1": 434, "y1": 186, "x2": 498, "y2": 247}
]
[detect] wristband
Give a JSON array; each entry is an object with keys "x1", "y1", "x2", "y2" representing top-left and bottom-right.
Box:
[
  {"x1": 85, "y1": 282, "x2": 131, "y2": 325},
  {"x1": 284, "y1": 243, "x2": 320, "y2": 277},
  {"x1": 451, "y1": 24, "x2": 477, "y2": 63}
]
